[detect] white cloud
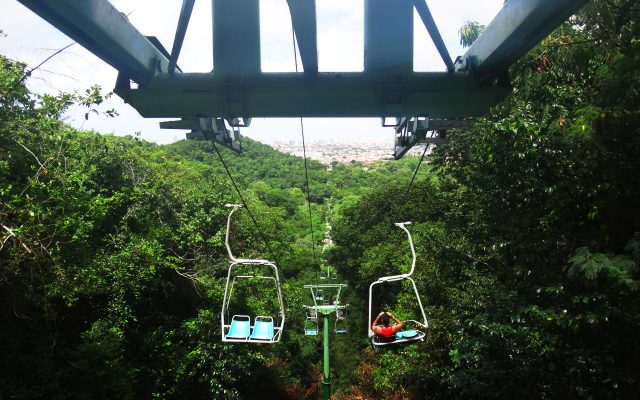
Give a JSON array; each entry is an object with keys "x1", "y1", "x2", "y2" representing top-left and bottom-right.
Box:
[
  {"x1": 260, "y1": 0, "x2": 297, "y2": 72},
  {"x1": 317, "y1": 0, "x2": 363, "y2": 72}
]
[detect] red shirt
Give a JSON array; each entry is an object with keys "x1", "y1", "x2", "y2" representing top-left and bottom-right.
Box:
[{"x1": 379, "y1": 326, "x2": 395, "y2": 337}]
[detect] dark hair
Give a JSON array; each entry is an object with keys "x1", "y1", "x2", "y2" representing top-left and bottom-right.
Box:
[{"x1": 380, "y1": 313, "x2": 390, "y2": 327}]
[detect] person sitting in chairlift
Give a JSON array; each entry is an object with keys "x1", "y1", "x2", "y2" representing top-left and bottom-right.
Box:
[{"x1": 371, "y1": 311, "x2": 404, "y2": 339}]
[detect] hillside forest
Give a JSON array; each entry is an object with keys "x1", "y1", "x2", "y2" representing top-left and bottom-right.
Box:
[{"x1": 1, "y1": 1, "x2": 639, "y2": 398}]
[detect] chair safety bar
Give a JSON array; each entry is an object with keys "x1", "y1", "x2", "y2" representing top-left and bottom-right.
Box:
[
  {"x1": 223, "y1": 273, "x2": 280, "y2": 322},
  {"x1": 224, "y1": 204, "x2": 273, "y2": 264}
]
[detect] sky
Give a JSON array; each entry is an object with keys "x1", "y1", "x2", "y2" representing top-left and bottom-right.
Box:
[{"x1": 1, "y1": 0, "x2": 504, "y2": 145}]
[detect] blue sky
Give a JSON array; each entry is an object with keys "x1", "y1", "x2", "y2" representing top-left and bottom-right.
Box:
[{"x1": 1, "y1": 0, "x2": 504, "y2": 144}]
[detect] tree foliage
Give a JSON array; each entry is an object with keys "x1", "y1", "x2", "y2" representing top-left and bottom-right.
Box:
[
  {"x1": 458, "y1": 20, "x2": 485, "y2": 48},
  {"x1": 330, "y1": 1, "x2": 640, "y2": 398}
]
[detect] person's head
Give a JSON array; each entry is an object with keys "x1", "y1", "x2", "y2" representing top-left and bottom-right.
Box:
[{"x1": 380, "y1": 312, "x2": 390, "y2": 327}]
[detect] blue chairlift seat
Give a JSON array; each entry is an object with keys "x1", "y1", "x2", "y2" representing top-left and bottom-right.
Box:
[
  {"x1": 304, "y1": 319, "x2": 318, "y2": 336},
  {"x1": 250, "y1": 316, "x2": 274, "y2": 341},
  {"x1": 372, "y1": 328, "x2": 425, "y2": 346},
  {"x1": 396, "y1": 329, "x2": 419, "y2": 339},
  {"x1": 226, "y1": 315, "x2": 251, "y2": 340}
]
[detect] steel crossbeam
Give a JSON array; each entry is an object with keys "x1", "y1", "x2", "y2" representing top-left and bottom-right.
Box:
[
  {"x1": 18, "y1": 0, "x2": 590, "y2": 157},
  {"x1": 115, "y1": 72, "x2": 509, "y2": 118},
  {"x1": 462, "y1": 0, "x2": 591, "y2": 83},
  {"x1": 18, "y1": 0, "x2": 171, "y2": 85},
  {"x1": 286, "y1": 0, "x2": 318, "y2": 74}
]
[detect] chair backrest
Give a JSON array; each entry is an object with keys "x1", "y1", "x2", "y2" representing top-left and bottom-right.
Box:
[
  {"x1": 226, "y1": 315, "x2": 251, "y2": 339},
  {"x1": 250, "y1": 317, "x2": 274, "y2": 341}
]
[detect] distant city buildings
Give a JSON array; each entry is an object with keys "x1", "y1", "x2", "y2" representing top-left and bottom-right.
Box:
[{"x1": 267, "y1": 138, "x2": 430, "y2": 165}]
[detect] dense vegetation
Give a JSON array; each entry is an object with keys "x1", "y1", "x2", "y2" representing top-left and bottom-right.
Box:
[{"x1": 1, "y1": 0, "x2": 639, "y2": 398}]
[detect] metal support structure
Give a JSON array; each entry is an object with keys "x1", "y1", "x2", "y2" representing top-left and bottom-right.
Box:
[
  {"x1": 303, "y1": 283, "x2": 348, "y2": 400},
  {"x1": 286, "y1": 0, "x2": 318, "y2": 74},
  {"x1": 413, "y1": 0, "x2": 454, "y2": 71},
  {"x1": 212, "y1": 0, "x2": 261, "y2": 76},
  {"x1": 393, "y1": 117, "x2": 473, "y2": 159},
  {"x1": 168, "y1": 0, "x2": 195, "y2": 74},
  {"x1": 17, "y1": 0, "x2": 170, "y2": 85},
  {"x1": 322, "y1": 314, "x2": 330, "y2": 400},
  {"x1": 364, "y1": 0, "x2": 413, "y2": 76},
  {"x1": 116, "y1": 72, "x2": 509, "y2": 118},
  {"x1": 19, "y1": 0, "x2": 589, "y2": 150},
  {"x1": 159, "y1": 118, "x2": 242, "y2": 152},
  {"x1": 462, "y1": 0, "x2": 590, "y2": 83}
]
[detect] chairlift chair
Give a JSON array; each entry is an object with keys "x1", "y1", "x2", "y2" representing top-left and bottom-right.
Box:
[
  {"x1": 303, "y1": 283, "x2": 348, "y2": 337},
  {"x1": 335, "y1": 308, "x2": 348, "y2": 334},
  {"x1": 368, "y1": 222, "x2": 428, "y2": 346},
  {"x1": 304, "y1": 306, "x2": 319, "y2": 336},
  {"x1": 221, "y1": 205, "x2": 285, "y2": 343}
]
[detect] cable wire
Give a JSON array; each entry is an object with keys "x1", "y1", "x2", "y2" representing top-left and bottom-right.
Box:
[
  {"x1": 1, "y1": 42, "x2": 75, "y2": 102},
  {"x1": 300, "y1": 118, "x2": 318, "y2": 265},
  {"x1": 291, "y1": 27, "x2": 318, "y2": 267},
  {"x1": 211, "y1": 141, "x2": 281, "y2": 267},
  {"x1": 370, "y1": 145, "x2": 429, "y2": 267}
]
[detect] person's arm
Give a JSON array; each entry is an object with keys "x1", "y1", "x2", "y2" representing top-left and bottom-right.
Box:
[
  {"x1": 371, "y1": 312, "x2": 384, "y2": 334},
  {"x1": 387, "y1": 312, "x2": 404, "y2": 333}
]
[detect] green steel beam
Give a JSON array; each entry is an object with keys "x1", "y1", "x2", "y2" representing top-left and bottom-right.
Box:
[
  {"x1": 303, "y1": 282, "x2": 346, "y2": 399},
  {"x1": 413, "y1": 0, "x2": 454, "y2": 71},
  {"x1": 212, "y1": 0, "x2": 261, "y2": 76},
  {"x1": 17, "y1": 0, "x2": 170, "y2": 85},
  {"x1": 286, "y1": 0, "x2": 318, "y2": 74},
  {"x1": 20, "y1": 0, "x2": 585, "y2": 121},
  {"x1": 462, "y1": 0, "x2": 590, "y2": 83},
  {"x1": 169, "y1": 0, "x2": 195, "y2": 75},
  {"x1": 364, "y1": 0, "x2": 413, "y2": 75},
  {"x1": 116, "y1": 72, "x2": 509, "y2": 118},
  {"x1": 322, "y1": 315, "x2": 330, "y2": 400},
  {"x1": 304, "y1": 284, "x2": 348, "y2": 312}
]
